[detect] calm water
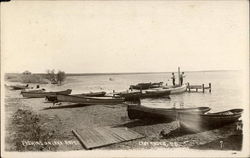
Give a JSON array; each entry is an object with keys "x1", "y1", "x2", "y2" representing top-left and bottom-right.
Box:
[{"x1": 30, "y1": 70, "x2": 245, "y2": 113}]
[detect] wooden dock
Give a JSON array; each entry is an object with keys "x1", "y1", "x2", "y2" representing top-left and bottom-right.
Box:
[
  {"x1": 72, "y1": 126, "x2": 145, "y2": 150},
  {"x1": 187, "y1": 83, "x2": 211, "y2": 93}
]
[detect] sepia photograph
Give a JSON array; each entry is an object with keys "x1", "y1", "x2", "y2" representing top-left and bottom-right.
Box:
[{"x1": 1, "y1": 0, "x2": 249, "y2": 157}]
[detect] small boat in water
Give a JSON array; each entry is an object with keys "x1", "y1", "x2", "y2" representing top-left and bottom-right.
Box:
[
  {"x1": 46, "y1": 91, "x2": 106, "y2": 102},
  {"x1": 56, "y1": 94, "x2": 124, "y2": 105},
  {"x1": 130, "y1": 82, "x2": 163, "y2": 90},
  {"x1": 127, "y1": 103, "x2": 211, "y2": 122},
  {"x1": 21, "y1": 89, "x2": 72, "y2": 98},
  {"x1": 162, "y1": 84, "x2": 187, "y2": 94},
  {"x1": 177, "y1": 109, "x2": 243, "y2": 132},
  {"x1": 117, "y1": 89, "x2": 170, "y2": 101},
  {"x1": 9, "y1": 84, "x2": 29, "y2": 90}
]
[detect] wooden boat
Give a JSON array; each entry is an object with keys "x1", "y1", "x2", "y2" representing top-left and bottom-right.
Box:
[
  {"x1": 162, "y1": 84, "x2": 187, "y2": 94},
  {"x1": 177, "y1": 109, "x2": 243, "y2": 132},
  {"x1": 130, "y1": 82, "x2": 163, "y2": 90},
  {"x1": 56, "y1": 94, "x2": 124, "y2": 105},
  {"x1": 80, "y1": 91, "x2": 106, "y2": 97},
  {"x1": 117, "y1": 89, "x2": 170, "y2": 101},
  {"x1": 10, "y1": 84, "x2": 29, "y2": 90},
  {"x1": 127, "y1": 103, "x2": 211, "y2": 122},
  {"x1": 21, "y1": 89, "x2": 72, "y2": 98},
  {"x1": 46, "y1": 91, "x2": 106, "y2": 102}
]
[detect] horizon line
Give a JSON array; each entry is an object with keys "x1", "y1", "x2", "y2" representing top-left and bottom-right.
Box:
[{"x1": 5, "y1": 69, "x2": 241, "y2": 75}]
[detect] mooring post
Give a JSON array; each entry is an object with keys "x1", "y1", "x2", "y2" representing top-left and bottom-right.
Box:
[
  {"x1": 202, "y1": 84, "x2": 205, "y2": 93},
  {"x1": 209, "y1": 83, "x2": 211, "y2": 93},
  {"x1": 196, "y1": 88, "x2": 198, "y2": 92},
  {"x1": 187, "y1": 82, "x2": 190, "y2": 92},
  {"x1": 113, "y1": 90, "x2": 115, "y2": 96},
  {"x1": 178, "y1": 67, "x2": 181, "y2": 86}
]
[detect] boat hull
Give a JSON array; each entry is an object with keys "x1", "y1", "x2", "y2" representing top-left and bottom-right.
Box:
[
  {"x1": 21, "y1": 89, "x2": 72, "y2": 98},
  {"x1": 127, "y1": 104, "x2": 211, "y2": 122},
  {"x1": 118, "y1": 89, "x2": 170, "y2": 101},
  {"x1": 57, "y1": 94, "x2": 124, "y2": 105},
  {"x1": 163, "y1": 85, "x2": 187, "y2": 94},
  {"x1": 46, "y1": 91, "x2": 106, "y2": 102},
  {"x1": 178, "y1": 109, "x2": 243, "y2": 132}
]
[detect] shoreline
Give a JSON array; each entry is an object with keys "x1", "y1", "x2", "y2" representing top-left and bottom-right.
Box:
[{"x1": 4, "y1": 88, "x2": 243, "y2": 151}]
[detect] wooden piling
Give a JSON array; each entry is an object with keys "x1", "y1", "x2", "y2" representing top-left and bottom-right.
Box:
[
  {"x1": 187, "y1": 82, "x2": 190, "y2": 92},
  {"x1": 202, "y1": 84, "x2": 205, "y2": 93},
  {"x1": 209, "y1": 83, "x2": 211, "y2": 93}
]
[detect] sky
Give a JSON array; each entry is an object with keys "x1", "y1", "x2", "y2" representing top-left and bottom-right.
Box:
[{"x1": 1, "y1": 1, "x2": 249, "y2": 73}]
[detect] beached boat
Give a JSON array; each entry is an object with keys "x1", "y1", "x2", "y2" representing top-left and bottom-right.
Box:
[
  {"x1": 46, "y1": 91, "x2": 106, "y2": 102},
  {"x1": 21, "y1": 89, "x2": 72, "y2": 98},
  {"x1": 162, "y1": 84, "x2": 187, "y2": 94},
  {"x1": 117, "y1": 89, "x2": 170, "y2": 101},
  {"x1": 56, "y1": 94, "x2": 124, "y2": 105},
  {"x1": 9, "y1": 84, "x2": 29, "y2": 90},
  {"x1": 127, "y1": 103, "x2": 211, "y2": 121},
  {"x1": 177, "y1": 109, "x2": 243, "y2": 132}
]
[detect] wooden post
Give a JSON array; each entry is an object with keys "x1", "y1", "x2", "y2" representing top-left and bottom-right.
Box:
[
  {"x1": 187, "y1": 82, "x2": 190, "y2": 92},
  {"x1": 113, "y1": 90, "x2": 115, "y2": 96},
  {"x1": 209, "y1": 83, "x2": 211, "y2": 93},
  {"x1": 196, "y1": 88, "x2": 198, "y2": 92},
  {"x1": 178, "y1": 67, "x2": 181, "y2": 86},
  {"x1": 202, "y1": 84, "x2": 205, "y2": 93}
]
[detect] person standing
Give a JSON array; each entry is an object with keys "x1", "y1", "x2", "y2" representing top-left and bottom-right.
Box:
[
  {"x1": 171, "y1": 73, "x2": 176, "y2": 86},
  {"x1": 180, "y1": 72, "x2": 185, "y2": 85}
]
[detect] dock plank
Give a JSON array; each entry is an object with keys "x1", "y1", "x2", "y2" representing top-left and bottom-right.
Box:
[{"x1": 73, "y1": 126, "x2": 144, "y2": 149}]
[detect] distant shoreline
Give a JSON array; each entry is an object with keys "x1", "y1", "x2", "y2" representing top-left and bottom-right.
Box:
[{"x1": 5, "y1": 69, "x2": 241, "y2": 77}]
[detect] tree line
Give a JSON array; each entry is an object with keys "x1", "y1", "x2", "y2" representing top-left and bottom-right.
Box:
[{"x1": 46, "y1": 69, "x2": 66, "y2": 85}]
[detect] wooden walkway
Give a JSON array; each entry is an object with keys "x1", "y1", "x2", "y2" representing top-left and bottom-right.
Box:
[{"x1": 72, "y1": 126, "x2": 144, "y2": 149}]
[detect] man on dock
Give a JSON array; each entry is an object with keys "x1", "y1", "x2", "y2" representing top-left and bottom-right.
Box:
[
  {"x1": 171, "y1": 73, "x2": 176, "y2": 86},
  {"x1": 180, "y1": 72, "x2": 185, "y2": 85}
]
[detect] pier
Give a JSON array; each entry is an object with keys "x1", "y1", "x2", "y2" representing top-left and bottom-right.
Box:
[{"x1": 187, "y1": 83, "x2": 211, "y2": 93}]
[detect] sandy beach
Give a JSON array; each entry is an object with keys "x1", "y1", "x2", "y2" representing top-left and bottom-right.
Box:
[{"x1": 4, "y1": 87, "x2": 243, "y2": 151}]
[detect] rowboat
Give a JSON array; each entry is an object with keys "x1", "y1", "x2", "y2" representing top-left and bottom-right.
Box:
[
  {"x1": 46, "y1": 91, "x2": 106, "y2": 102},
  {"x1": 117, "y1": 89, "x2": 170, "y2": 101},
  {"x1": 56, "y1": 94, "x2": 124, "y2": 105},
  {"x1": 9, "y1": 84, "x2": 29, "y2": 90},
  {"x1": 21, "y1": 89, "x2": 72, "y2": 98},
  {"x1": 177, "y1": 109, "x2": 243, "y2": 132},
  {"x1": 127, "y1": 103, "x2": 211, "y2": 122},
  {"x1": 130, "y1": 82, "x2": 163, "y2": 90},
  {"x1": 162, "y1": 84, "x2": 187, "y2": 94},
  {"x1": 80, "y1": 91, "x2": 106, "y2": 97}
]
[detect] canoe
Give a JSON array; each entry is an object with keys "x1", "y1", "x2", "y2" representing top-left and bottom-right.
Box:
[
  {"x1": 10, "y1": 84, "x2": 29, "y2": 90},
  {"x1": 163, "y1": 84, "x2": 187, "y2": 94},
  {"x1": 177, "y1": 109, "x2": 243, "y2": 132},
  {"x1": 56, "y1": 94, "x2": 124, "y2": 105},
  {"x1": 127, "y1": 103, "x2": 211, "y2": 122},
  {"x1": 45, "y1": 91, "x2": 106, "y2": 102},
  {"x1": 117, "y1": 89, "x2": 170, "y2": 101},
  {"x1": 21, "y1": 89, "x2": 72, "y2": 98}
]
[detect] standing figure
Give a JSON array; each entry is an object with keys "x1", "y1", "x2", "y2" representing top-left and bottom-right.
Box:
[
  {"x1": 171, "y1": 73, "x2": 176, "y2": 86},
  {"x1": 180, "y1": 72, "x2": 185, "y2": 85}
]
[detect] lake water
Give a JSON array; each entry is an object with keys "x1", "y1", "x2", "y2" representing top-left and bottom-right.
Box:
[{"x1": 28, "y1": 70, "x2": 246, "y2": 113}]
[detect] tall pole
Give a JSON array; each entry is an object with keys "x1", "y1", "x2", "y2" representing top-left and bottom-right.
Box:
[{"x1": 178, "y1": 67, "x2": 181, "y2": 86}]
